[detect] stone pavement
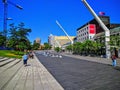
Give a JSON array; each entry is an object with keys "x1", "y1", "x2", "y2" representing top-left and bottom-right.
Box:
[
  {"x1": 0, "y1": 55, "x2": 64, "y2": 90},
  {"x1": 62, "y1": 53, "x2": 120, "y2": 67},
  {"x1": 36, "y1": 51, "x2": 120, "y2": 90}
]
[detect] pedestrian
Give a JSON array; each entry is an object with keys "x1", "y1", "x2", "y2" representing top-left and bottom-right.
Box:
[
  {"x1": 111, "y1": 54, "x2": 117, "y2": 67},
  {"x1": 22, "y1": 53, "x2": 28, "y2": 66},
  {"x1": 29, "y1": 51, "x2": 34, "y2": 59}
]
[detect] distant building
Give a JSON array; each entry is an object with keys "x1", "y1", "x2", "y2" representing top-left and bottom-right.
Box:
[
  {"x1": 48, "y1": 34, "x2": 75, "y2": 49},
  {"x1": 35, "y1": 38, "x2": 41, "y2": 44},
  {"x1": 48, "y1": 34, "x2": 55, "y2": 47}
]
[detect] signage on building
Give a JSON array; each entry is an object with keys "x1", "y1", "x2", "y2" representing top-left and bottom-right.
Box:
[{"x1": 89, "y1": 24, "x2": 96, "y2": 34}]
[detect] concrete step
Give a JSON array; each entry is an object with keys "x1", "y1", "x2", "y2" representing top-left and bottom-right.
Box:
[
  {"x1": 0, "y1": 59, "x2": 23, "y2": 89},
  {"x1": 3, "y1": 66, "x2": 25, "y2": 90},
  {"x1": 0, "y1": 59, "x2": 21, "y2": 74},
  {"x1": 0, "y1": 57, "x2": 5, "y2": 59},
  {"x1": 0, "y1": 55, "x2": 64, "y2": 90},
  {"x1": 0, "y1": 58, "x2": 16, "y2": 67},
  {"x1": 0, "y1": 57, "x2": 9, "y2": 62}
]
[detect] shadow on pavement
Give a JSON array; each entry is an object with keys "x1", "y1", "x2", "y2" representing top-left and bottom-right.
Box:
[{"x1": 114, "y1": 66, "x2": 120, "y2": 71}]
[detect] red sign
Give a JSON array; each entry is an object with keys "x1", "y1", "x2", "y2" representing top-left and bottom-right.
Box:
[{"x1": 89, "y1": 24, "x2": 95, "y2": 34}]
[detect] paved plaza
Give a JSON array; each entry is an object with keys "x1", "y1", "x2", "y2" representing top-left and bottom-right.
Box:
[
  {"x1": 0, "y1": 51, "x2": 120, "y2": 90},
  {"x1": 0, "y1": 54, "x2": 63, "y2": 90},
  {"x1": 36, "y1": 51, "x2": 120, "y2": 90}
]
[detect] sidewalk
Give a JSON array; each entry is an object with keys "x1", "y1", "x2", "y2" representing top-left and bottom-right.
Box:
[
  {"x1": 1, "y1": 54, "x2": 64, "y2": 90},
  {"x1": 62, "y1": 53, "x2": 120, "y2": 67}
]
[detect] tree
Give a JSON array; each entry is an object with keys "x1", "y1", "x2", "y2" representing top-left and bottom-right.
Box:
[
  {"x1": 110, "y1": 35, "x2": 120, "y2": 48},
  {"x1": 32, "y1": 40, "x2": 40, "y2": 50},
  {"x1": 66, "y1": 45, "x2": 73, "y2": 52},
  {"x1": 72, "y1": 40, "x2": 104, "y2": 56},
  {"x1": 82, "y1": 40, "x2": 93, "y2": 55},
  {"x1": 0, "y1": 32, "x2": 6, "y2": 46},
  {"x1": 44, "y1": 43, "x2": 51, "y2": 50},
  {"x1": 110, "y1": 35, "x2": 120, "y2": 57},
  {"x1": 17, "y1": 22, "x2": 31, "y2": 40},
  {"x1": 8, "y1": 22, "x2": 32, "y2": 51},
  {"x1": 54, "y1": 47, "x2": 61, "y2": 52},
  {"x1": 73, "y1": 42, "x2": 83, "y2": 54}
]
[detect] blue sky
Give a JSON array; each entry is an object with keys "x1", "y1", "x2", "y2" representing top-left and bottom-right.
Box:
[{"x1": 0, "y1": 0, "x2": 120, "y2": 44}]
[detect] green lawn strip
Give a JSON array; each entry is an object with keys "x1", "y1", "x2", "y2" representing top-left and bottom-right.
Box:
[{"x1": 0, "y1": 50, "x2": 24, "y2": 59}]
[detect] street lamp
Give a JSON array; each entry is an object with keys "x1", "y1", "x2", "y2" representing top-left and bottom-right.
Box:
[
  {"x1": 2, "y1": 0, "x2": 23, "y2": 38},
  {"x1": 81, "y1": 0, "x2": 110, "y2": 59}
]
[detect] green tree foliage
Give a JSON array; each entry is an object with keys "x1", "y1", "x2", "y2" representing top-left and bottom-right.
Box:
[
  {"x1": 7, "y1": 22, "x2": 31, "y2": 51},
  {"x1": 72, "y1": 42, "x2": 83, "y2": 54},
  {"x1": 32, "y1": 40, "x2": 40, "y2": 50},
  {"x1": 66, "y1": 44, "x2": 73, "y2": 52},
  {"x1": 110, "y1": 35, "x2": 120, "y2": 55},
  {"x1": 0, "y1": 32, "x2": 6, "y2": 46},
  {"x1": 110, "y1": 35, "x2": 120, "y2": 47},
  {"x1": 44, "y1": 43, "x2": 51, "y2": 50},
  {"x1": 54, "y1": 47, "x2": 61, "y2": 52},
  {"x1": 67, "y1": 40, "x2": 105, "y2": 56}
]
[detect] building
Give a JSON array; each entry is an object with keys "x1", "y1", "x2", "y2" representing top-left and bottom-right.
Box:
[
  {"x1": 77, "y1": 15, "x2": 120, "y2": 42},
  {"x1": 110, "y1": 27, "x2": 120, "y2": 57},
  {"x1": 48, "y1": 34, "x2": 54, "y2": 47},
  {"x1": 77, "y1": 24, "x2": 96, "y2": 42},
  {"x1": 93, "y1": 26, "x2": 120, "y2": 57},
  {"x1": 48, "y1": 34, "x2": 75, "y2": 49},
  {"x1": 35, "y1": 38, "x2": 41, "y2": 44},
  {"x1": 77, "y1": 15, "x2": 120, "y2": 58}
]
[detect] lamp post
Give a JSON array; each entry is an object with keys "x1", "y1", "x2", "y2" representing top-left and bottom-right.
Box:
[
  {"x1": 81, "y1": 0, "x2": 110, "y2": 59},
  {"x1": 2, "y1": 0, "x2": 23, "y2": 38}
]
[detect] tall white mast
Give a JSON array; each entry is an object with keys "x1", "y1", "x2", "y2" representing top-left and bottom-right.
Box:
[{"x1": 56, "y1": 20, "x2": 73, "y2": 44}]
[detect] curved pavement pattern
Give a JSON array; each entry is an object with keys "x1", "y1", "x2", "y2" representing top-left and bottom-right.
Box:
[{"x1": 35, "y1": 51, "x2": 120, "y2": 90}]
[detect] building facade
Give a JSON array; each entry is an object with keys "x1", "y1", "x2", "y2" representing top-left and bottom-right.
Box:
[
  {"x1": 48, "y1": 34, "x2": 75, "y2": 49},
  {"x1": 77, "y1": 16, "x2": 120, "y2": 42},
  {"x1": 35, "y1": 38, "x2": 41, "y2": 44},
  {"x1": 48, "y1": 34, "x2": 55, "y2": 47},
  {"x1": 77, "y1": 24, "x2": 96, "y2": 42}
]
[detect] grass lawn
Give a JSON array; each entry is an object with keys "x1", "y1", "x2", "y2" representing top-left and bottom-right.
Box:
[{"x1": 0, "y1": 50, "x2": 24, "y2": 59}]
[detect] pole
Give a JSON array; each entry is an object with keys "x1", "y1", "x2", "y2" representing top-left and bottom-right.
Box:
[
  {"x1": 2, "y1": 0, "x2": 23, "y2": 47},
  {"x1": 56, "y1": 20, "x2": 74, "y2": 53},
  {"x1": 81, "y1": 0, "x2": 110, "y2": 59},
  {"x1": 56, "y1": 20, "x2": 73, "y2": 44},
  {"x1": 3, "y1": 0, "x2": 7, "y2": 38}
]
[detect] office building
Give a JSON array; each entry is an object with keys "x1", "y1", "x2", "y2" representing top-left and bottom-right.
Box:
[{"x1": 77, "y1": 15, "x2": 120, "y2": 42}]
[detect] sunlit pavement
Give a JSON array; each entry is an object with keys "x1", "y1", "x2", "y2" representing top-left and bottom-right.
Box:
[
  {"x1": 62, "y1": 52, "x2": 120, "y2": 67},
  {"x1": 0, "y1": 53, "x2": 63, "y2": 90},
  {"x1": 35, "y1": 51, "x2": 120, "y2": 90}
]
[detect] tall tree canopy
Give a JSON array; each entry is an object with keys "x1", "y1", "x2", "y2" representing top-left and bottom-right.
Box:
[
  {"x1": 0, "y1": 31, "x2": 6, "y2": 46},
  {"x1": 7, "y1": 22, "x2": 32, "y2": 51}
]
